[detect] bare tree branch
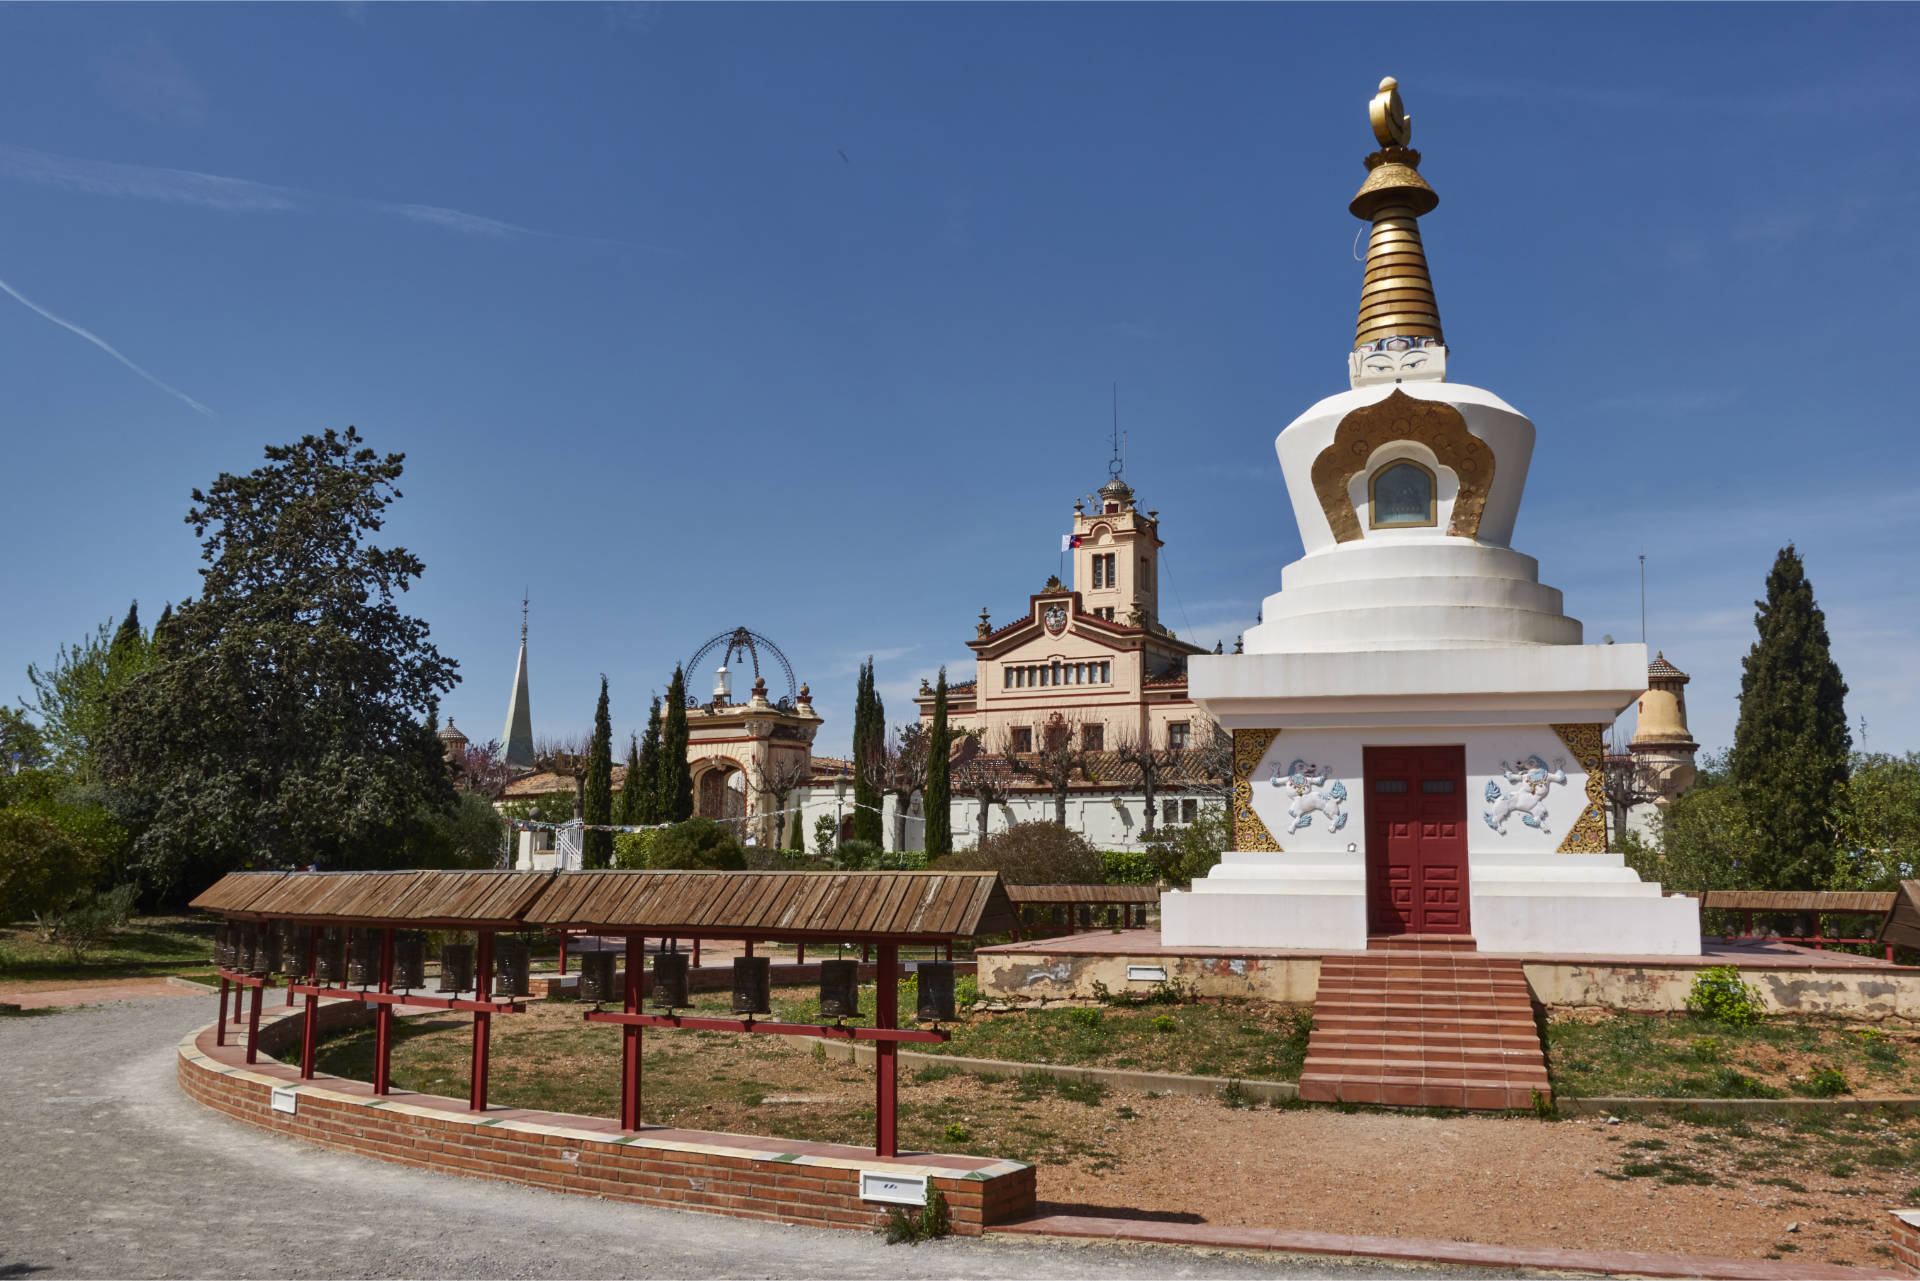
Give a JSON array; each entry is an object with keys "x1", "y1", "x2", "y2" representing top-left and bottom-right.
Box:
[
  {"x1": 861, "y1": 723, "x2": 930, "y2": 856},
  {"x1": 949, "y1": 730, "x2": 1011, "y2": 848},
  {"x1": 1007, "y1": 711, "x2": 1093, "y2": 826},
  {"x1": 748, "y1": 751, "x2": 814, "y2": 847},
  {"x1": 533, "y1": 733, "x2": 592, "y2": 820},
  {"x1": 1113, "y1": 723, "x2": 1182, "y2": 837}
]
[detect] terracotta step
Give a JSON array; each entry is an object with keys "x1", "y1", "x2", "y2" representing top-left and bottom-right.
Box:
[{"x1": 1366, "y1": 935, "x2": 1478, "y2": 951}]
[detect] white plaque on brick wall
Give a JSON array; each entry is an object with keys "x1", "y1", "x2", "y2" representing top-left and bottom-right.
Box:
[
  {"x1": 270, "y1": 1087, "x2": 298, "y2": 1115},
  {"x1": 1126, "y1": 965, "x2": 1168, "y2": 982},
  {"x1": 859, "y1": 1170, "x2": 928, "y2": 1205}
]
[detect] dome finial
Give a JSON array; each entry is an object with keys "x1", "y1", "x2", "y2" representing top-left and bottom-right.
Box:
[{"x1": 1348, "y1": 76, "x2": 1448, "y2": 387}]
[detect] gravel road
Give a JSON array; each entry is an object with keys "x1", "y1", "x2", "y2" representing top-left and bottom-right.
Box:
[{"x1": 0, "y1": 994, "x2": 1532, "y2": 1279}]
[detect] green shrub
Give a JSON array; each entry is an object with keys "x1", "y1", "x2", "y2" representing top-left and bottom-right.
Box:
[
  {"x1": 954, "y1": 974, "x2": 978, "y2": 1009},
  {"x1": 941, "y1": 1122, "x2": 971, "y2": 1144},
  {"x1": 939, "y1": 822, "x2": 1101, "y2": 885},
  {"x1": 881, "y1": 1184, "x2": 952, "y2": 1244},
  {"x1": 1687, "y1": 965, "x2": 1765, "y2": 1027},
  {"x1": 1220, "y1": 1079, "x2": 1251, "y2": 1109},
  {"x1": 612, "y1": 829, "x2": 660, "y2": 869},
  {"x1": 812, "y1": 814, "x2": 838, "y2": 857},
  {"x1": 1689, "y1": 1036, "x2": 1724, "y2": 1063},
  {"x1": 1099, "y1": 848, "x2": 1160, "y2": 884},
  {"x1": 835, "y1": 839, "x2": 882, "y2": 870},
  {"x1": 1151, "y1": 1013, "x2": 1176, "y2": 1033},
  {"x1": 1801, "y1": 1066, "x2": 1850, "y2": 1098},
  {"x1": 0, "y1": 808, "x2": 93, "y2": 924},
  {"x1": 1066, "y1": 1007, "x2": 1103, "y2": 1030},
  {"x1": 1141, "y1": 806, "x2": 1230, "y2": 887},
  {"x1": 641, "y1": 818, "x2": 746, "y2": 870}
]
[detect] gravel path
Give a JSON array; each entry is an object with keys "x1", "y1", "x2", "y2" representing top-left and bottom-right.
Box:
[{"x1": 0, "y1": 995, "x2": 1531, "y2": 1279}]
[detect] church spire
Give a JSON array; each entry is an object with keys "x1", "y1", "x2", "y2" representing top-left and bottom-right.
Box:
[
  {"x1": 1347, "y1": 77, "x2": 1449, "y2": 387},
  {"x1": 501, "y1": 593, "x2": 535, "y2": 770}
]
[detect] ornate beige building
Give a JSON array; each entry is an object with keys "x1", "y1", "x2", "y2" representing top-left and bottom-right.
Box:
[{"x1": 913, "y1": 474, "x2": 1211, "y2": 756}]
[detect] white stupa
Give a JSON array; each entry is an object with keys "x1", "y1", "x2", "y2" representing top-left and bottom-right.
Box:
[{"x1": 1162, "y1": 78, "x2": 1700, "y2": 955}]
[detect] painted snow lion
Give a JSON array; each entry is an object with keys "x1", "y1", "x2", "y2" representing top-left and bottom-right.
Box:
[
  {"x1": 1483, "y1": 755, "x2": 1568, "y2": 834},
  {"x1": 1270, "y1": 758, "x2": 1349, "y2": 834}
]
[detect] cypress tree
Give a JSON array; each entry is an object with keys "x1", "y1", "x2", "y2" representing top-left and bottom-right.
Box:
[
  {"x1": 662, "y1": 666, "x2": 694, "y2": 822},
  {"x1": 583, "y1": 675, "x2": 615, "y2": 868},
  {"x1": 787, "y1": 805, "x2": 804, "y2": 853},
  {"x1": 1729, "y1": 545, "x2": 1851, "y2": 891},
  {"x1": 617, "y1": 732, "x2": 643, "y2": 825},
  {"x1": 110, "y1": 601, "x2": 142, "y2": 661},
  {"x1": 636, "y1": 695, "x2": 664, "y2": 823},
  {"x1": 851, "y1": 658, "x2": 885, "y2": 846},
  {"x1": 924, "y1": 667, "x2": 952, "y2": 859}
]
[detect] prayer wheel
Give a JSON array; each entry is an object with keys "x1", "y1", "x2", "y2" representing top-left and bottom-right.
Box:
[
  {"x1": 650, "y1": 951, "x2": 690, "y2": 1009},
  {"x1": 214, "y1": 924, "x2": 232, "y2": 968},
  {"x1": 578, "y1": 951, "x2": 617, "y2": 1003},
  {"x1": 315, "y1": 928, "x2": 347, "y2": 984},
  {"x1": 916, "y1": 961, "x2": 957, "y2": 1023},
  {"x1": 437, "y1": 942, "x2": 474, "y2": 993},
  {"x1": 731, "y1": 955, "x2": 771, "y2": 1016},
  {"x1": 235, "y1": 924, "x2": 261, "y2": 974},
  {"x1": 255, "y1": 924, "x2": 282, "y2": 976},
  {"x1": 818, "y1": 959, "x2": 861, "y2": 1019},
  {"x1": 393, "y1": 935, "x2": 426, "y2": 991},
  {"x1": 278, "y1": 922, "x2": 311, "y2": 979},
  {"x1": 493, "y1": 941, "x2": 530, "y2": 997},
  {"x1": 348, "y1": 929, "x2": 380, "y2": 987}
]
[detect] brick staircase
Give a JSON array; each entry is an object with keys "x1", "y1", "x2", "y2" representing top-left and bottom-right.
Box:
[{"x1": 1298, "y1": 943, "x2": 1551, "y2": 1111}]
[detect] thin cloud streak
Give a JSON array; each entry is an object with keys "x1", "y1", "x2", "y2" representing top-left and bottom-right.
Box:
[
  {"x1": 0, "y1": 271, "x2": 213, "y2": 416},
  {"x1": 0, "y1": 143, "x2": 656, "y2": 249}
]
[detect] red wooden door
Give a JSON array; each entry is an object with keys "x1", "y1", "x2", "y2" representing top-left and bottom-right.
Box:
[{"x1": 1364, "y1": 746, "x2": 1470, "y2": 935}]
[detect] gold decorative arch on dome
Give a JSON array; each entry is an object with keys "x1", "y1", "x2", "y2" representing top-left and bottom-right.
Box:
[
  {"x1": 1311, "y1": 389, "x2": 1494, "y2": 543},
  {"x1": 1551, "y1": 722, "x2": 1609, "y2": 854}
]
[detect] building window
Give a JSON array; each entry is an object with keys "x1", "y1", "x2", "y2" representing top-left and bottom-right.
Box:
[
  {"x1": 1369, "y1": 460, "x2": 1437, "y2": 528},
  {"x1": 1168, "y1": 721, "x2": 1190, "y2": 751},
  {"x1": 1004, "y1": 668, "x2": 1013, "y2": 689},
  {"x1": 1182, "y1": 798, "x2": 1198, "y2": 823},
  {"x1": 1101, "y1": 661, "x2": 1111, "y2": 682},
  {"x1": 1162, "y1": 799, "x2": 1177, "y2": 826},
  {"x1": 1082, "y1": 724, "x2": 1104, "y2": 750},
  {"x1": 1092, "y1": 553, "x2": 1115, "y2": 588},
  {"x1": 1051, "y1": 661, "x2": 1061, "y2": 685},
  {"x1": 1011, "y1": 726, "x2": 1033, "y2": 753}
]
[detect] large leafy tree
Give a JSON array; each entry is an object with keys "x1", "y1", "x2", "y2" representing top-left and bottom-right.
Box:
[
  {"x1": 582, "y1": 675, "x2": 614, "y2": 868},
  {"x1": 661, "y1": 667, "x2": 693, "y2": 822},
  {"x1": 850, "y1": 658, "x2": 885, "y2": 847},
  {"x1": 1728, "y1": 546, "x2": 1851, "y2": 890},
  {"x1": 923, "y1": 668, "x2": 952, "y2": 860},
  {"x1": 23, "y1": 609, "x2": 151, "y2": 782},
  {"x1": 101, "y1": 428, "x2": 460, "y2": 900}
]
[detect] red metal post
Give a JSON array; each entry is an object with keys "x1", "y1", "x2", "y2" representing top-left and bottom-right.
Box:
[
  {"x1": 945, "y1": 940, "x2": 953, "y2": 962},
  {"x1": 300, "y1": 926, "x2": 320, "y2": 1079},
  {"x1": 216, "y1": 977, "x2": 229, "y2": 1047},
  {"x1": 373, "y1": 927, "x2": 395, "y2": 1095},
  {"x1": 744, "y1": 939, "x2": 753, "y2": 959},
  {"x1": 620, "y1": 931, "x2": 643, "y2": 1130},
  {"x1": 245, "y1": 981, "x2": 263, "y2": 1063},
  {"x1": 692, "y1": 937, "x2": 701, "y2": 969},
  {"x1": 470, "y1": 930, "x2": 493, "y2": 1112},
  {"x1": 796, "y1": 941, "x2": 805, "y2": 966},
  {"x1": 557, "y1": 930, "x2": 569, "y2": 976},
  {"x1": 875, "y1": 942, "x2": 899, "y2": 1158}
]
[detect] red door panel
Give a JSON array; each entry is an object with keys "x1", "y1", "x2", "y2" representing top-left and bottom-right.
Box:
[{"x1": 1364, "y1": 746, "x2": 1470, "y2": 935}]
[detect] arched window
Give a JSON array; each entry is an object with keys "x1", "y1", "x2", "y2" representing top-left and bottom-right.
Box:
[{"x1": 1369, "y1": 460, "x2": 1437, "y2": 528}]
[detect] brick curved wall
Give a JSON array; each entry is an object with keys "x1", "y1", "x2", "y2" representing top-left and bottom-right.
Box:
[{"x1": 177, "y1": 1002, "x2": 1033, "y2": 1235}]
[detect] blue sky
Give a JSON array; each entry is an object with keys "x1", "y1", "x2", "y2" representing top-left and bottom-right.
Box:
[{"x1": 3, "y1": 3, "x2": 1916, "y2": 760}]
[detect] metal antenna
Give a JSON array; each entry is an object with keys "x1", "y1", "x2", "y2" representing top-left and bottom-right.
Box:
[
  {"x1": 1109, "y1": 383, "x2": 1122, "y2": 480},
  {"x1": 521, "y1": 590, "x2": 529, "y2": 644},
  {"x1": 1638, "y1": 554, "x2": 1646, "y2": 645}
]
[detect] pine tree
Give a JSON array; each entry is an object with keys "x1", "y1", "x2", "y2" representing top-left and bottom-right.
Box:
[
  {"x1": 851, "y1": 658, "x2": 885, "y2": 846},
  {"x1": 636, "y1": 695, "x2": 664, "y2": 823},
  {"x1": 787, "y1": 804, "x2": 804, "y2": 853},
  {"x1": 110, "y1": 601, "x2": 142, "y2": 661},
  {"x1": 662, "y1": 666, "x2": 694, "y2": 822},
  {"x1": 1729, "y1": 545, "x2": 1852, "y2": 891},
  {"x1": 617, "y1": 732, "x2": 643, "y2": 826},
  {"x1": 924, "y1": 668, "x2": 952, "y2": 859},
  {"x1": 582, "y1": 675, "x2": 615, "y2": 868}
]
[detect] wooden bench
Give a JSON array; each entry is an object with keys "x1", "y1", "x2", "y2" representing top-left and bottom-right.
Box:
[
  {"x1": 1004, "y1": 883, "x2": 1161, "y2": 939},
  {"x1": 1702, "y1": 890, "x2": 1899, "y2": 960}
]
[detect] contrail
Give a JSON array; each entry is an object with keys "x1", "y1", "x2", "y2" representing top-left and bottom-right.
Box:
[{"x1": 0, "y1": 271, "x2": 213, "y2": 416}]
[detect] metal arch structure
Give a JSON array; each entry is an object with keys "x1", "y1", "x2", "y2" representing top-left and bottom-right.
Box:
[{"x1": 685, "y1": 627, "x2": 798, "y2": 706}]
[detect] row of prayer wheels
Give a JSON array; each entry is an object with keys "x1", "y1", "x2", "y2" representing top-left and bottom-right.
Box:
[
  {"x1": 574, "y1": 948, "x2": 958, "y2": 1023},
  {"x1": 214, "y1": 922, "x2": 534, "y2": 997}
]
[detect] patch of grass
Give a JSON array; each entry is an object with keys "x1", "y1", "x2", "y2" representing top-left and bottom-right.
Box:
[
  {"x1": 1220, "y1": 1080, "x2": 1252, "y2": 1109},
  {"x1": 1827, "y1": 1161, "x2": 1857, "y2": 1178},
  {"x1": 1547, "y1": 1009, "x2": 1920, "y2": 1099},
  {"x1": 0, "y1": 914, "x2": 215, "y2": 981},
  {"x1": 1757, "y1": 1177, "x2": 1808, "y2": 1192},
  {"x1": 1798, "y1": 1067, "x2": 1851, "y2": 1098}
]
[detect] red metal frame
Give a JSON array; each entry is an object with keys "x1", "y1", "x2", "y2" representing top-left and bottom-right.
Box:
[
  {"x1": 471, "y1": 930, "x2": 495, "y2": 1111},
  {"x1": 1729, "y1": 910, "x2": 1895, "y2": 962},
  {"x1": 215, "y1": 967, "x2": 269, "y2": 1059},
  {"x1": 286, "y1": 983, "x2": 525, "y2": 1015},
  {"x1": 875, "y1": 942, "x2": 899, "y2": 1157},
  {"x1": 620, "y1": 932, "x2": 642, "y2": 1130},
  {"x1": 583, "y1": 1010, "x2": 948, "y2": 1043}
]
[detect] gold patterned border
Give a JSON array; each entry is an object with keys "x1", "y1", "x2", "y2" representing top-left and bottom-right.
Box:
[
  {"x1": 1310, "y1": 389, "x2": 1494, "y2": 543},
  {"x1": 1232, "y1": 728, "x2": 1282, "y2": 852},
  {"x1": 1551, "y1": 722, "x2": 1608, "y2": 853}
]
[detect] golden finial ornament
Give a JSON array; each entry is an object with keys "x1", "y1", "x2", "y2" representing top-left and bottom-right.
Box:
[
  {"x1": 1368, "y1": 76, "x2": 1411, "y2": 148},
  {"x1": 1349, "y1": 75, "x2": 1444, "y2": 354}
]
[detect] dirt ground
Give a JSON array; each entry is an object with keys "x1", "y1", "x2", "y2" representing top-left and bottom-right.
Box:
[
  {"x1": 0, "y1": 976, "x2": 204, "y2": 1006},
  {"x1": 313, "y1": 1001, "x2": 1920, "y2": 1268}
]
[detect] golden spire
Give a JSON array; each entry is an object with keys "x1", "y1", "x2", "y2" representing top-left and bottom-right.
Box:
[{"x1": 1351, "y1": 77, "x2": 1443, "y2": 351}]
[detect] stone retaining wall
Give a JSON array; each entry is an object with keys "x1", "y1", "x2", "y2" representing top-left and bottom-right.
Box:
[{"x1": 179, "y1": 1001, "x2": 1033, "y2": 1236}]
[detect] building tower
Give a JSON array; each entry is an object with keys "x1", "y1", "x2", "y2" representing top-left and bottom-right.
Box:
[
  {"x1": 438, "y1": 718, "x2": 469, "y2": 766},
  {"x1": 1163, "y1": 76, "x2": 1699, "y2": 956},
  {"x1": 501, "y1": 597, "x2": 535, "y2": 771},
  {"x1": 1629, "y1": 652, "x2": 1699, "y2": 807},
  {"x1": 1072, "y1": 444, "x2": 1163, "y2": 630}
]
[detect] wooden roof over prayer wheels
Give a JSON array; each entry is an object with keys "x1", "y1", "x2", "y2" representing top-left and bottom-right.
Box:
[
  {"x1": 1702, "y1": 891, "x2": 1897, "y2": 914},
  {"x1": 1003, "y1": 883, "x2": 1162, "y2": 906},
  {"x1": 524, "y1": 870, "x2": 1016, "y2": 942},
  {"x1": 188, "y1": 868, "x2": 1016, "y2": 941},
  {"x1": 190, "y1": 870, "x2": 555, "y2": 929}
]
